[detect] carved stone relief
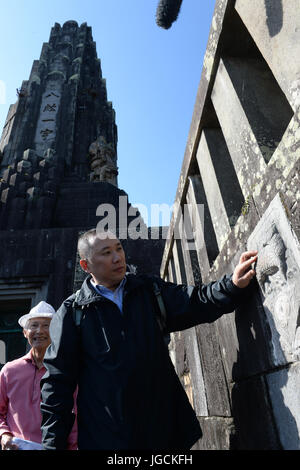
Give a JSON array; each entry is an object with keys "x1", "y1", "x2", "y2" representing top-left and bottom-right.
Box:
[
  {"x1": 247, "y1": 194, "x2": 300, "y2": 365},
  {"x1": 88, "y1": 135, "x2": 118, "y2": 186}
]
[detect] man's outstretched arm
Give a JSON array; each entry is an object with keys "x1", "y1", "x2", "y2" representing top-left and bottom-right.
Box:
[{"x1": 157, "y1": 250, "x2": 258, "y2": 332}]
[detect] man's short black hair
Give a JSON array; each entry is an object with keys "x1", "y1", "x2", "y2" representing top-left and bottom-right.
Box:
[{"x1": 77, "y1": 228, "x2": 118, "y2": 260}]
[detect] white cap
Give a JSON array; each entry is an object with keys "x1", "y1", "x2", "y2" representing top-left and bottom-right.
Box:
[{"x1": 18, "y1": 301, "x2": 55, "y2": 329}]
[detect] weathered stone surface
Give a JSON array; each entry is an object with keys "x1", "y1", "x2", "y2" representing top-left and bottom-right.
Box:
[
  {"x1": 88, "y1": 136, "x2": 118, "y2": 186},
  {"x1": 184, "y1": 327, "x2": 208, "y2": 417},
  {"x1": 235, "y1": 0, "x2": 300, "y2": 109},
  {"x1": 212, "y1": 58, "x2": 266, "y2": 197},
  {"x1": 265, "y1": 363, "x2": 300, "y2": 450},
  {"x1": 222, "y1": 291, "x2": 275, "y2": 382},
  {"x1": 160, "y1": 0, "x2": 300, "y2": 450},
  {"x1": 195, "y1": 322, "x2": 231, "y2": 417},
  {"x1": 186, "y1": 176, "x2": 218, "y2": 270},
  {"x1": 196, "y1": 131, "x2": 231, "y2": 251},
  {"x1": 192, "y1": 417, "x2": 236, "y2": 450}
]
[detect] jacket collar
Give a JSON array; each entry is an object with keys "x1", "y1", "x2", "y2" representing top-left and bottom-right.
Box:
[{"x1": 75, "y1": 273, "x2": 147, "y2": 306}]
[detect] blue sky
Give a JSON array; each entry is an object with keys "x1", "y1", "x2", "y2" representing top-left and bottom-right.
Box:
[{"x1": 0, "y1": 0, "x2": 215, "y2": 225}]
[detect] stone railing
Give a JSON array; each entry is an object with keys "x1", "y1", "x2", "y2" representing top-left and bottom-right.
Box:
[{"x1": 160, "y1": 0, "x2": 300, "y2": 450}]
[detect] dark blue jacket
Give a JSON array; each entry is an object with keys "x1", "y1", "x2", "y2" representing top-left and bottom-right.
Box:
[{"x1": 40, "y1": 273, "x2": 246, "y2": 450}]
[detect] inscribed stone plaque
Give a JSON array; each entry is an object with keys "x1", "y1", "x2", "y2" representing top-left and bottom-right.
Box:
[
  {"x1": 247, "y1": 193, "x2": 300, "y2": 365},
  {"x1": 34, "y1": 89, "x2": 61, "y2": 156}
]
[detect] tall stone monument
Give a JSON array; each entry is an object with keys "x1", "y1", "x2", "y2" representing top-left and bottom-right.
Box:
[
  {"x1": 0, "y1": 21, "x2": 164, "y2": 367},
  {"x1": 0, "y1": 20, "x2": 119, "y2": 231}
]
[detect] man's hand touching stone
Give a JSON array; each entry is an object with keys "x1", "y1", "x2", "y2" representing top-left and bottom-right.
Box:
[{"x1": 232, "y1": 251, "x2": 258, "y2": 289}]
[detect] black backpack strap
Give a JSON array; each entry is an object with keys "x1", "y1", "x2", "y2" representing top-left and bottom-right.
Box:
[
  {"x1": 72, "y1": 290, "x2": 84, "y2": 327},
  {"x1": 152, "y1": 281, "x2": 167, "y2": 332},
  {"x1": 152, "y1": 281, "x2": 170, "y2": 346},
  {"x1": 72, "y1": 281, "x2": 170, "y2": 345}
]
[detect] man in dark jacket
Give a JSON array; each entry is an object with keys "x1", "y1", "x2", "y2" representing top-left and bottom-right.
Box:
[{"x1": 40, "y1": 229, "x2": 258, "y2": 450}]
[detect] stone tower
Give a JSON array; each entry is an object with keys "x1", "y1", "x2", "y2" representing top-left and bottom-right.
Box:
[
  {"x1": 0, "y1": 20, "x2": 119, "y2": 230},
  {"x1": 0, "y1": 21, "x2": 164, "y2": 367}
]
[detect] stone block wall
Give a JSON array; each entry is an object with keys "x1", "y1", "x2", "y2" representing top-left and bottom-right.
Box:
[{"x1": 161, "y1": 0, "x2": 300, "y2": 449}]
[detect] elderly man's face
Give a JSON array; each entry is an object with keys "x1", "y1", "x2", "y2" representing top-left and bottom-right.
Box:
[
  {"x1": 23, "y1": 317, "x2": 51, "y2": 351},
  {"x1": 80, "y1": 235, "x2": 126, "y2": 289}
]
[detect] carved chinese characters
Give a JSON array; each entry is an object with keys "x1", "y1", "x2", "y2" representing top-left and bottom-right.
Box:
[{"x1": 34, "y1": 90, "x2": 61, "y2": 156}]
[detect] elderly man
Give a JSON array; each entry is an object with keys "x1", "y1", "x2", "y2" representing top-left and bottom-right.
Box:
[
  {"x1": 0, "y1": 301, "x2": 77, "y2": 450},
  {"x1": 41, "y1": 228, "x2": 257, "y2": 450}
]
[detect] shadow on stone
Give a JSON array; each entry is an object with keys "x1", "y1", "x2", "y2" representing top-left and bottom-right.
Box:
[
  {"x1": 264, "y1": 0, "x2": 283, "y2": 37},
  {"x1": 231, "y1": 282, "x2": 300, "y2": 449}
]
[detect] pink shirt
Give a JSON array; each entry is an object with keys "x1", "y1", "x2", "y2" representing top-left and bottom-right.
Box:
[{"x1": 0, "y1": 350, "x2": 77, "y2": 449}]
